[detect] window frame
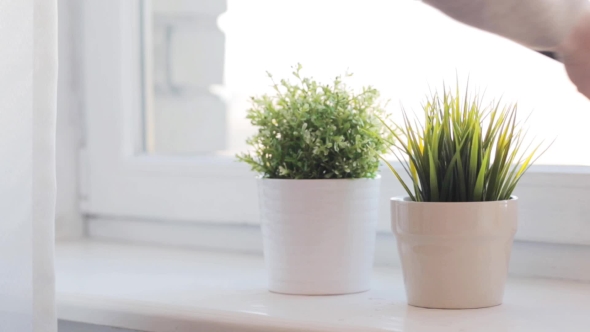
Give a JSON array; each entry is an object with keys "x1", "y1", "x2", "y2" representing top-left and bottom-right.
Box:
[{"x1": 81, "y1": 0, "x2": 590, "y2": 247}]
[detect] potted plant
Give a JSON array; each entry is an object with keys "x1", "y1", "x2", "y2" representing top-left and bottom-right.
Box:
[
  {"x1": 238, "y1": 65, "x2": 389, "y2": 295},
  {"x1": 382, "y1": 85, "x2": 545, "y2": 309}
]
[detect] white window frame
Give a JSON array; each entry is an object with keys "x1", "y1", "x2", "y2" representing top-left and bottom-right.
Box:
[{"x1": 81, "y1": 0, "x2": 590, "y2": 248}]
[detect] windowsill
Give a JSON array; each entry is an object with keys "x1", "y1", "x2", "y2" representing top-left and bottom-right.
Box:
[{"x1": 57, "y1": 240, "x2": 590, "y2": 332}]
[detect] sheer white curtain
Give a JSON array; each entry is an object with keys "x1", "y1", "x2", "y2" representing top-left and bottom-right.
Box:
[{"x1": 0, "y1": 0, "x2": 58, "y2": 331}]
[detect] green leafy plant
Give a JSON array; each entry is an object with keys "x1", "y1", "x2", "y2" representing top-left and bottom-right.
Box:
[
  {"x1": 381, "y1": 84, "x2": 546, "y2": 202},
  {"x1": 237, "y1": 64, "x2": 389, "y2": 179}
]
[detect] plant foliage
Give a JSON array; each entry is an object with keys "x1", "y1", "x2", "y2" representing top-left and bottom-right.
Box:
[
  {"x1": 237, "y1": 64, "x2": 389, "y2": 179},
  {"x1": 381, "y1": 84, "x2": 546, "y2": 202}
]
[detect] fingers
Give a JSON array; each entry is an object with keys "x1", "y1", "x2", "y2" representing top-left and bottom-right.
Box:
[
  {"x1": 566, "y1": 66, "x2": 590, "y2": 99},
  {"x1": 560, "y1": 10, "x2": 590, "y2": 99}
]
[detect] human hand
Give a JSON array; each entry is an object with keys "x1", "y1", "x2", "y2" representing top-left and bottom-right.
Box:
[{"x1": 560, "y1": 10, "x2": 590, "y2": 99}]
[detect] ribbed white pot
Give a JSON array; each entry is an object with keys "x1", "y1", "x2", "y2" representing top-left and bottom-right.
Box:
[
  {"x1": 258, "y1": 177, "x2": 380, "y2": 295},
  {"x1": 391, "y1": 197, "x2": 518, "y2": 309}
]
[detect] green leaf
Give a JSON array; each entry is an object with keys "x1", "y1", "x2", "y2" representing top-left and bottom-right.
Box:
[
  {"x1": 381, "y1": 156, "x2": 416, "y2": 201},
  {"x1": 427, "y1": 147, "x2": 439, "y2": 202},
  {"x1": 474, "y1": 151, "x2": 489, "y2": 201}
]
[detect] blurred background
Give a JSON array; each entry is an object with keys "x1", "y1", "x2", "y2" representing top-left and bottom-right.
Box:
[
  {"x1": 142, "y1": 0, "x2": 588, "y2": 159},
  {"x1": 51, "y1": 2, "x2": 590, "y2": 330},
  {"x1": 56, "y1": 0, "x2": 590, "y2": 239}
]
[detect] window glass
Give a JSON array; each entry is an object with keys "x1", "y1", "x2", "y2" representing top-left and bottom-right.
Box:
[{"x1": 142, "y1": 0, "x2": 590, "y2": 165}]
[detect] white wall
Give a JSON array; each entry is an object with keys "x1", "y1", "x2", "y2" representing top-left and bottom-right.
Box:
[{"x1": 56, "y1": 0, "x2": 83, "y2": 239}]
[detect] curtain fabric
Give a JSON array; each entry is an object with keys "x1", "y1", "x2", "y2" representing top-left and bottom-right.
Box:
[{"x1": 0, "y1": 0, "x2": 58, "y2": 331}]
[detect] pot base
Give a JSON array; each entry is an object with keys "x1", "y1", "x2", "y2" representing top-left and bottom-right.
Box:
[
  {"x1": 408, "y1": 302, "x2": 502, "y2": 310},
  {"x1": 269, "y1": 288, "x2": 370, "y2": 296}
]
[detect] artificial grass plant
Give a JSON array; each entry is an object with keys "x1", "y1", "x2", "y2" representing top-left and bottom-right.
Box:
[{"x1": 381, "y1": 84, "x2": 546, "y2": 202}]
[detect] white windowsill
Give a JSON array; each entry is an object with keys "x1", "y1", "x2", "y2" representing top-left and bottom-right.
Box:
[{"x1": 56, "y1": 240, "x2": 590, "y2": 332}]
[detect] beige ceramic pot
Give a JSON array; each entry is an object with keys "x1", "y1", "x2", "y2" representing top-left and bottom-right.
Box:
[{"x1": 391, "y1": 196, "x2": 518, "y2": 309}]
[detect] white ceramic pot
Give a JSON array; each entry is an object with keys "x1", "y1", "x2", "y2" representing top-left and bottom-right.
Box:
[
  {"x1": 258, "y1": 177, "x2": 380, "y2": 295},
  {"x1": 391, "y1": 197, "x2": 518, "y2": 309}
]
